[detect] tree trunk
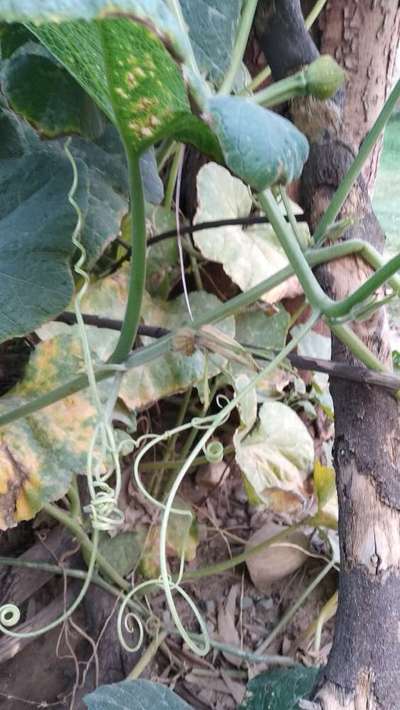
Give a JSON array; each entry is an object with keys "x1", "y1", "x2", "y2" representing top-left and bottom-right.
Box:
[{"x1": 258, "y1": 1, "x2": 400, "y2": 707}]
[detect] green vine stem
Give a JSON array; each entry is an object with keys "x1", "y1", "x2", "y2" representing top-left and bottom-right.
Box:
[
  {"x1": 109, "y1": 150, "x2": 147, "y2": 363},
  {"x1": 219, "y1": 0, "x2": 259, "y2": 95},
  {"x1": 0, "y1": 239, "x2": 395, "y2": 429},
  {"x1": 42, "y1": 502, "x2": 131, "y2": 594},
  {"x1": 255, "y1": 558, "x2": 336, "y2": 655},
  {"x1": 259, "y1": 189, "x2": 398, "y2": 372},
  {"x1": 253, "y1": 70, "x2": 309, "y2": 106},
  {"x1": 314, "y1": 78, "x2": 400, "y2": 244},
  {"x1": 0, "y1": 528, "x2": 99, "y2": 638}
]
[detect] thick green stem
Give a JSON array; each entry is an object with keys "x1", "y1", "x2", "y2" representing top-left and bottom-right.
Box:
[
  {"x1": 259, "y1": 189, "x2": 332, "y2": 311},
  {"x1": 259, "y1": 190, "x2": 396, "y2": 371},
  {"x1": 330, "y1": 251, "x2": 400, "y2": 319},
  {"x1": 164, "y1": 144, "x2": 182, "y2": 210},
  {"x1": 279, "y1": 186, "x2": 309, "y2": 250},
  {"x1": 219, "y1": 0, "x2": 259, "y2": 95},
  {"x1": 253, "y1": 69, "x2": 308, "y2": 106},
  {"x1": 109, "y1": 151, "x2": 146, "y2": 364},
  {"x1": 314, "y1": 79, "x2": 400, "y2": 244}
]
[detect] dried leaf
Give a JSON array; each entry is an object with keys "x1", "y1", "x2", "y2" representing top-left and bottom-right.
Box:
[{"x1": 194, "y1": 163, "x2": 300, "y2": 304}]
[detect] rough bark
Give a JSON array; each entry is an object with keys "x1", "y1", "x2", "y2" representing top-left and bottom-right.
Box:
[{"x1": 258, "y1": 0, "x2": 400, "y2": 707}]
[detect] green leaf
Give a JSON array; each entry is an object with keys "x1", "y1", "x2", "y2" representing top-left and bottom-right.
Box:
[
  {"x1": 239, "y1": 666, "x2": 319, "y2": 710},
  {"x1": 98, "y1": 530, "x2": 144, "y2": 579},
  {"x1": 84, "y1": 679, "x2": 192, "y2": 710},
  {"x1": 207, "y1": 96, "x2": 309, "y2": 190},
  {"x1": 8, "y1": 4, "x2": 221, "y2": 157},
  {"x1": 180, "y1": 0, "x2": 243, "y2": 86},
  {"x1": 234, "y1": 400, "x2": 314, "y2": 512},
  {"x1": 0, "y1": 138, "x2": 88, "y2": 342},
  {"x1": 0, "y1": 334, "x2": 128, "y2": 530},
  {"x1": 194, "y1": 163, "x2": 296, "y2": 304},
  {"x1": 2, "y1": 41, "x2": 104, "y2": 138},
  {"x1": 0, "y1": 101, "x2": 162, "y2": 341},
  {"x1": 0, "y1": 22, "x2": 33, "y2": 58},
  {"x1": 235, "y1": 308, "x2": 290, "y2": 354}
]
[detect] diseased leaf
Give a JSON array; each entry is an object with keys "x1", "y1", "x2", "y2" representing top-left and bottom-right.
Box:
[
  {"x1": 0, "y1": 334, "x2": 128, "y2": 530},
  {"x1": 14, "y1": 5, "x2": 221, "y2": 158},
  {"x1": 2, "y1": 41, "x2": 104, "y2": 138},
  {"x1": 84, "y1": 679, "x2": 192, "y2": 710},
  {"x1": 180, "y1": 0, "x2": 243, "y2": 85},
  {"x1": 313, "y1": 459, "x2": 337, "y2": 524},
  {"x1": 38, "y1": 266, "x2": 235, "y2": 410},
  {"x1": 234, "y1": 401, "x2": 314, "y2": 512},
  {"x1": 207, "y1": 96, "x2": 309, "y2": 190},
  {"x1": 239, "y1": 666, "x2": 319, "y2": 710},
  {"x1": 121, "y1": 291, "x2": 235, "y2": 410},
  {"x1": 194, "y1": 163, "x2": 299, "y2": 304}
]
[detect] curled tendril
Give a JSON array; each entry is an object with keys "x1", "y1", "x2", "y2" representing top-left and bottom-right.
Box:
[
  {"x1": 205, "y1": 439, "x2": 224, "y2": 463},
  {"x1": 128, "y1": 399, "x2": 235, "y2": 656},
  {"x1": 0, "y1": 140, "x2": 125, "y2": 639},
  {"x1": 0, "y1": 604, "x2": 21, "y2": 628}
]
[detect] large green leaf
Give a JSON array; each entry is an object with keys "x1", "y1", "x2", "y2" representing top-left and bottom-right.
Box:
[
  {"x1": 84, "y1": 679, "x2": 192, "y2": 709},
  {"x1": 2, "y1": 41, "x2": 104, "y2": 138},
  {"x1": 207, "y1": 96, "x2": 309, "y2": 190},
  {"x1": 0, "y1": 104, "x2": 162, "y2": 342},
  {"x1": 239, "y1": 666, "x2": 319, "y2": 710},
  {"x1": 0, "y1": 136, "x2": 88, "y2": 342},
  {"x1": 0, "y1": 1, "x2": 222, "y2": 157},
  {"x1": 180, "y1": 0, "x2": 243, "y2": 85}
]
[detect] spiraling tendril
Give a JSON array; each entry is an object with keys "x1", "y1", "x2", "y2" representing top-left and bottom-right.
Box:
[
  {"x1": 0, "y1": 140, "x2": 125, "y2": 639},
  {"x1": 123, "y1": 312, "x2": 320, "y2": 656},
  {"x1": 205, "y1": 439, "x2": 224, "y2": 463},
  {"x1": 0, "y1": 604, "x2": 21, "y2": 628}
]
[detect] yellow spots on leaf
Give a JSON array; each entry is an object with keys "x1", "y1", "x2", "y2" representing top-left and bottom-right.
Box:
[
  {"x1": 139, "y1": 127, "x2": 154, "y2": 138},
  {"x1": 115, "y1": 87, "x2": 129, "y2": 99},
  {"x1": 149, "y1": 115, "x2": 161, "y2": 128},
  {"x1": 15, "y1": 472, "x2": 42, "y2": 523}
]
